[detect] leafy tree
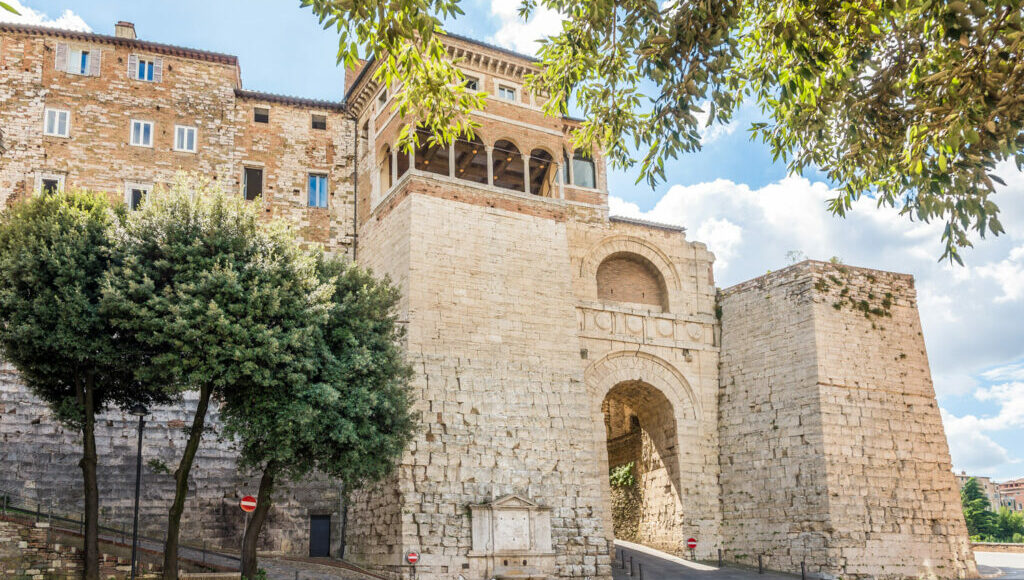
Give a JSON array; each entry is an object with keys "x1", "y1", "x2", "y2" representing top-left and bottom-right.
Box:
[
  {"x1": 995, "y1": 507, "x2": 1024, "y2": 541},
  {"x1": 303, "y1": 0, "x2": 1024, "y2": 262},
  {"x1": 101, "y1": 175, "x2": 322, "y2": 580},
  {"x1": 961, "y1": 477, "x2": 997, "y2": 538},
  {"x1": 0, "y1": 3, "x2": 18, "y2": 15},
  {"x1": 0, "y1": 191, "x2": 169, "y2": 580},
  {"x1": 222, "y1": 255, "x2": 417, "y2": 579}
]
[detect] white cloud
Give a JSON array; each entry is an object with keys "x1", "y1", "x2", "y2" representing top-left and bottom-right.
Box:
[
  {"x1": 693, "y1": 101, "x2": 738, "y2": 145},
  {"x1": 0, "y1": 0, "x2": 90, "y2": 31},
  {"x1": 982, "y1": 361, "x2": 1024, "y2": 382},
  {"x1": 976, "y1": 245, "x2": 1024, "y2": 302},
  {"x1": 942, "y1": 382, "x2": 1024, "y2": 475},
  {"x1": 942, "y1": 408, "x2": 1015, "y2": 473},
  {"x1": 488, "y1": 0, "x2": 563, "y2": 55}
]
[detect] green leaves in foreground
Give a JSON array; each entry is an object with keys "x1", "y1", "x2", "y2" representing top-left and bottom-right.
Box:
[{"x1": 303, "y1": 0, "x2": 1024, "y2": 262}]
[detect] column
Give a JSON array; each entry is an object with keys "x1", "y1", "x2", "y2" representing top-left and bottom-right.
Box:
[
  {"x1": 486, "y1": 146, "x2": 494, "y2": 186},
  {"x1": 523, "y1": 154, "x2": 531, "y2": 194}
]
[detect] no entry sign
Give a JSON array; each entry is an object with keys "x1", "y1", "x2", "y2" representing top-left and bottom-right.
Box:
[
  {"x1": 240, "y1": 495, "x2": 257, "y2": 513},
  {"x1": 686, "y1": 537, "x2": 697, "y2": 549},
  {"x1": 406, "y1": 551, "x2": 420, "y2": 565}
]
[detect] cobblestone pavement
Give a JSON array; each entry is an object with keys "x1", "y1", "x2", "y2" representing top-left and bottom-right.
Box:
[
  {"x1": 611, "y1": 542, "x2": 797, "y2": 580},
  {"x1": 976, "y1": 551, "x2": 1024, "y2": 580}
]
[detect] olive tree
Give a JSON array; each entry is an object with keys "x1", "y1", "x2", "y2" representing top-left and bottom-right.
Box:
[
  {"x1": 222, "y1": 255, "x2": 417, "y2": 579},
  {"x1": 0, "y1": 191, "x2": 170, "y2": 580},
  {"x1": 101, "y1": 175, "x2": 326, "y2": 580}
]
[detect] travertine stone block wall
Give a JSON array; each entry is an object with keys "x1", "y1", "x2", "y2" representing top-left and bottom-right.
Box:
[
  {"x1": 353, "y1": 193, "x2": 614, "y2": 580},
  {"x1": 0, "y1": 363, "x2": 345, "y2": 557},
  {"x1": 719, "y1": 261, "x2": 977, "y2": 579}
]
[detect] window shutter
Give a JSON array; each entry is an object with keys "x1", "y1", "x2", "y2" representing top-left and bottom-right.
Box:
[
  {"x1": 89, "y1": 49, "x2": 101, "y2": 76},
  {"x1": 54, "y1": 42, "x2": 68, "y2": 72},
  {"x1": 128, "y1": 54, "x2": 138, "y2": 79},
  {"x1": 153, "y1": 57, "x2": 163, "y2": 83}
]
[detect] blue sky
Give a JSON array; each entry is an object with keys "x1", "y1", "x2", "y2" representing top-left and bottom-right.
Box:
[{"x1": 5, "y1": 0, "x2": 1023, "y2": 482}]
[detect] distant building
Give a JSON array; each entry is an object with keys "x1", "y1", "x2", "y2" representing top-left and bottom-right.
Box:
[
  {"x1": 998, "y1": 478, "x2": 1024, "y2": 512},
  {"x1": 955, "y1": 471, "x2": 1023, "y2": 512}
]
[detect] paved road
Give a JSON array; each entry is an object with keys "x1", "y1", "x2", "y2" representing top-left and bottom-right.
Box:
[
  {"x1": 975, "y1": 551, "x2": 1024, "y2": 580},
  {"x1": 611, "y1": 542, "x2": 796, "y2": 580}
]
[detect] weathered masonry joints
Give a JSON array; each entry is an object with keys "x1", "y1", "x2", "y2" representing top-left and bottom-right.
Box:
[{"x1": 0, "y1": 20, "x2": 976, "y2": 580}]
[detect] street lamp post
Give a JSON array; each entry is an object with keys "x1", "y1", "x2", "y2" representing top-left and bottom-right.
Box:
[{"x1": 129, "y1": 403, "x2": 148, "y2": 580}]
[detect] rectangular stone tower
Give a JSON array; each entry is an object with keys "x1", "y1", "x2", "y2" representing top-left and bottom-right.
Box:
[{"x1": 718, "y1": 261, "x2": 977, "y2": 578}]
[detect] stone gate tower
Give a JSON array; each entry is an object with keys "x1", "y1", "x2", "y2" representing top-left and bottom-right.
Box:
[{"x1": 344, "y1": 35, "x2": 722, "y2": 579}]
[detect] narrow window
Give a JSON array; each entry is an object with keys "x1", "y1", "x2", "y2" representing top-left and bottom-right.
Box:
[
  {"x1": 311, "y1": 114, "x2": 327, "y2": 130},
  {"x1": 464, "y1": 76, "x2": 479, "y2": 91},
  {"x1": 174, "y1": 126, "x2": 197, "y2": 152},
  {"x1": 78, "y1": 50, "x2": 90, "y2": 75},
  {"x1": 308, "y1": 173, "x2": 328, "y2": 208},
  {"x1": 41, "y1": 179, "x2": 60, "y2": 195},
  {"x1": 136, "y1": 58, "x2": 154, "y2": 81},
  {"x1": 243, "y1": 167, "x2": 263, "y2": 201},
  {"x1": 377, "y1": 89, "x2": 388, "y2": 109},
  {"x1": 254, "y1": 107, "x2": 269, "y2": 124},
  {"x1": 124, "y1": 183, "x2": 151, "y2": 210},
  {"x1": 43, "y1": 109, "x2": 70, "y2": 137},
  {"x1": 497, "y1": 85, "x2": 516, "y2": 102},
  {"x1": 130, "y1": 120, "x2": 154, "y2": 147},
  {"x1": 572, "y1": 149, "x2": 596, "y2": 188}
]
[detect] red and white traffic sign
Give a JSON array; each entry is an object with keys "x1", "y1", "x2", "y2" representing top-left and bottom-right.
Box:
[
  {"x1": 240, "y1": 495, "x2": 257, "y2": 513},
  {"x1": 686, "y1": 537, "x2": 697, "y2": 549},
  {"x1": 406, "y1": 551, "x2": 420, "y2": 565}
]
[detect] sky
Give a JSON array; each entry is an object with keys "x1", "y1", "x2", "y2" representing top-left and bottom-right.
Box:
[{"x1": 4, "y1": 0, "x2": 1023, "y2": 482}]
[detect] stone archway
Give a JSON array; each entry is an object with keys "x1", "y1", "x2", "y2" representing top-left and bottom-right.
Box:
[
  {"x1": 602, "y1": 380, "x2": 682, "y2": 546},
  {"x1": 585, "y1": 351, "x2": 702, "y2": 556}
]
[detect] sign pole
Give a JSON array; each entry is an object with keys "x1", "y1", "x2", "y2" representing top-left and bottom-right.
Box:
[{"x1": 239, "y1": 495, "x2": 257, "y2": 573}]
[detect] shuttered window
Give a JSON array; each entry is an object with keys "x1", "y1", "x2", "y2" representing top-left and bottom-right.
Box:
[
  {"x1": 57, "y1": 44, "x2": 101, "y2": 76},
  {"x1": 128, "y1": 55, "x2": 163, "y2": 82}
]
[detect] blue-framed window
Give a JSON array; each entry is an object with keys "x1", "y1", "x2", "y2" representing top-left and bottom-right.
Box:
[{"x1": 308, "y1": 174, "x2": 328, "y2": 208}]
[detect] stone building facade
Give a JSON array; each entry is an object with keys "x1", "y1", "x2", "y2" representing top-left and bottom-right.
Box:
[{"x1": 0, "y1": 21, "x2": 977, "y2": 580}]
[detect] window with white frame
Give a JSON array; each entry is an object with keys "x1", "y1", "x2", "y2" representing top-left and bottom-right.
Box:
[
  {"x1": 55, "y1": 43, "x2": 99, "y2": 76},
  {"x1": 130, "y1": 120, "x2": 154, "y2": 147},
  {"x1": 377, "y1": 89, "x2": 388, "y2": 110},
  {"x1": 464, "y1": 76, "x2": 479, "y2": 91},
  {"x1": 174, "y1": 125, "x2": 197, "y2": 152},
  {"x1": 497, "y1": 85, "x2": 516, "y2": 101},
  {"x1": 307, "y1": 173, "x2": 328, "y2": 208},
  {"x1": 124, "y1": 182, "x2": 152, "y2": 211},
  {"x1": 135, "y1": 57, "x2": 155, "y2": 81},
  {"x1": 43, "y1": 108, "x2": 70, "y2": 137},
  {"x1": 69, "y1": 48, "x2": 92, "y2": 75},
  {"x1": 35, "y1": 171, "x2": 65, "y2": 195}
]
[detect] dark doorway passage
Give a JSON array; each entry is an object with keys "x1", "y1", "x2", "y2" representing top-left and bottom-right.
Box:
[{"x1": 309, "y1": 515, "x2": 331, "y2": 558}]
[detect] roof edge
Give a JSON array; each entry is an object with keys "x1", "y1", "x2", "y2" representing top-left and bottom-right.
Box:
[
  {"x1": 234, "y1": 89, "x2": 346, "y2": 112},
  {"x1": 0, "y1": 22, "x2": 238, "y2": 65},
  {"x1": 609, "y1": 215, "x2": 687, "y2": 233}
]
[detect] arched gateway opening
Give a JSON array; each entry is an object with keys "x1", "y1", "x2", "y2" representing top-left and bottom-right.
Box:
[
  {"x1": 602, "y1": 380, "x2": 683, "y2": 548},
  {"x1": 586, "y1": 351, "x2": 702, "y2": 557}
]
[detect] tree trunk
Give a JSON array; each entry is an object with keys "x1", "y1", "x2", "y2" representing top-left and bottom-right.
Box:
[
  {"x1": 78, "y1": 375, "x2": 100, "y2": 580},
  {"x1": 240, "y1": 466, "x2": 276, "y2": 580},
  {"x1": 162, "y1": 384, "x2": 212, "y2": 580}
]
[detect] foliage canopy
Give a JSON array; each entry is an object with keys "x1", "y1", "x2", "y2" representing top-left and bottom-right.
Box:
[{"x1": 304, "y1": 0, "x2": 1024, "y2": 262}]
